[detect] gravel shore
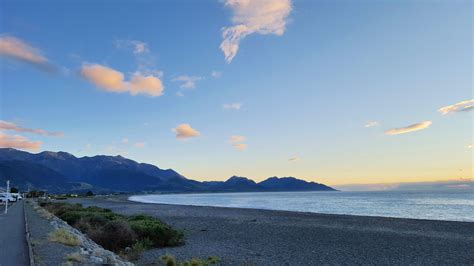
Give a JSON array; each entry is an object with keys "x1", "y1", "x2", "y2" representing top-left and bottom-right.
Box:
[{"x1": 68, "y1": 196, "x2": 474, "y2": 265}]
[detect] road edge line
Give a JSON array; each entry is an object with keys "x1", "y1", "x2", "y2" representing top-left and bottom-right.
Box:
[{"x1": 23, "y1": 201, "x2": 35, "y2": 266}]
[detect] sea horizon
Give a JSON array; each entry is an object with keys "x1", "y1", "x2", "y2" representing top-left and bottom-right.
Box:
[{"x1": 129, "y1": 190, "x2": 474, "y2": 222}]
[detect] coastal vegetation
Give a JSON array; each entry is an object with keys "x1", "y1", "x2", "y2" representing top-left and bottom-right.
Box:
[
  {"x1": 40, "y1": 202, "x2": 184, "y2": 259},
  {"x1": 159, "y1": 254, "x2": 220, "y2": 266},
  {"x1": 48, "y1": 228, "x2": 81, "y2": 246}
]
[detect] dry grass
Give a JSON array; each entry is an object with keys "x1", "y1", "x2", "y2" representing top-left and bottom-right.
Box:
[
  {"x1": 65, "y1": 252, "x2": 83, "y2": 262},
  {"x1": 158, "y1": 255, "x2": 221, "y2": 266},
  {"x1": 49, "y1": 229, "x2": 81, "y2": 246},
  {"x1": 37, "y1": 208, "x2": 54, "y2": 220}
]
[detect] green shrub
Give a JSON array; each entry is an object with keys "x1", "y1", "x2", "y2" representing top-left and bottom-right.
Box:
[
  {"x1": 183, "y1": 258, "x2": 207, "y2": 266},
  {"x1": 129, "y1": 218, "x2": 184, "y2": 247},
  {"x1": 40, "y1": 202, "x2": 184, "y2": 257},
  {"x1": 159, "y1": 254, "x2": 177, "y2": 266},
  {"x1": 89, "y1": 220, "x2": 137, "y2": 251},
  {"x1": 124, "y1": 238, "x2": 153, "y2": 261},
  {"x1": 207, "y1": 256, "x2": 220, "y2": 264}
]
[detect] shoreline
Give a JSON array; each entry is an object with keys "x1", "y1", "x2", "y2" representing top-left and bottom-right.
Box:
[
  {"x1": 127, "y1": 190, "x2": 474, "y2": 223},
  {"x1": 67, "y1": 196, "x2": 474, "y2": 265},
  {"x1": 128, "y1": 196, "x2": 474, "y2": 223}
]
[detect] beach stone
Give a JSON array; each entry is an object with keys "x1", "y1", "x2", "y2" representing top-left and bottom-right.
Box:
[{"x1": 89, "y1": 256, "x2": 104, "y2": 264}]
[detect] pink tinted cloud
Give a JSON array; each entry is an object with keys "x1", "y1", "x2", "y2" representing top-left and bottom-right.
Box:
[
  {"x1": 0, "y1": 132, "x2": 42, "y2": 151},
  {"x1": 0, "y1": 120, "x2": 64, "y2": 137}
]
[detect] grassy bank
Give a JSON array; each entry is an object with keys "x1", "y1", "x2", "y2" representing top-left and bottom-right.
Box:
[{"x1": 40, "y1": 202, "x2": 184, "y2": 260}]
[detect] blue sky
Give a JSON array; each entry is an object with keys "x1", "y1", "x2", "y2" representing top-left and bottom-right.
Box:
[{"x1": 0, "y1": 0, "x2": 472, "y2": 185}]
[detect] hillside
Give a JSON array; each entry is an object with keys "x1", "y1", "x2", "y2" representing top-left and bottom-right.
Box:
[{"x1": 0, "y1": 148, "x2": 336, "y2": 193}]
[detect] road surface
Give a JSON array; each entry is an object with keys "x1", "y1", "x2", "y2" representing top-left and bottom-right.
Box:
[{"x1": 0, "y1": 201, "x2": 30, "y2": 266}]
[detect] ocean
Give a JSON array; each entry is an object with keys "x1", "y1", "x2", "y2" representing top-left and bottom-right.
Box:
[{"x1": 129, "y1": 190, "x2": 474, "y2": 222}]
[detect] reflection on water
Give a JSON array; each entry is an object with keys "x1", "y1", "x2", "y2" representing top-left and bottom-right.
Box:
[{"x1": 129, "y1": 190, "x2": 474, "y2": 222}]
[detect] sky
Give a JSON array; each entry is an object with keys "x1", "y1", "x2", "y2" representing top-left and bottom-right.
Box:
[{"x1": 0, "y1": 0, "x2": 472, "y2": 186}]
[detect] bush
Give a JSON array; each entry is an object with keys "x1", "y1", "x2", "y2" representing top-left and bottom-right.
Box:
[
  {"x1": 89, "y1": 220, "x2": 137, "y2": 251},
  {"x1": 160, "y1": 255, "x2": 177, "y2": 266},
  {"x1": 124, "y1": 238, "x2": 153, "y2": 261},
  {"x1": 159, "y1": 256, "x2": 220, "y2": 266},
  {"x1": 40, "y1": 202, "x2": 184, "y2": 257},
  {"x1": 207, "y1": 256, "x2": 220, "y2": 264},
  {"x1": 129, "y1": 217, "x2": 184, "y2": 247}
]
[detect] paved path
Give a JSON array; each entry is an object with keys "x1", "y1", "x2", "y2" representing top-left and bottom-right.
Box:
[{"x1": 0, "y1": 201, "x2": 30, "y2": 266}]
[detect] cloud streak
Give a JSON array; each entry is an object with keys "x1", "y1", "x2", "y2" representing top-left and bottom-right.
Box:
[
  {"x1": 223, "y1": 103, "x2": 242, "y2": 110},
  {"x1": 232, "y1": 143, "x2": 248, "y2": 151},
  {"x1": 0, "y1": 132, "x2": 42, "y2": 151},
  {"x1": 211, "y1": 70, "x2": 222, "y2": 78},
  {"x1": 0, "y1": 120, "x2": 63, "y2": 137},
  {"x1": 288, "y1": 156, "x2": 300, "y2": 162},
  {"x1": 0, "y1": 36, "x2": 54, "y2": 71},
  {"x1": 364, "y1": 121, "x2": 379, "y2": 128},
  {"x1": 134, "y1": 142, "x2": 146, "y2": 148},
  {"x1": 172, "y1": 75, "x2": 202, "y2": 89},
  {"x1": 385, "y1": 121, "x2": 432, "y2": 135},
  {"x1": 172, "y1": 124, "x2": 200, "y2": 140},
  {"x1": 80, "y1": 63, "x2": 164, "y2": 97},
  {"x1": 438, "y1": 99, "x2": 473, "y2": 115},
  {"x1": 220, "y1": 0, "x2": 292, "y2": 63},
  {"x1": 230, "y1": 135, "x2": 246, "y2": 143},
  {"x1": 115, "y1": 39, "x2": 149, "y2": 55},
  {"x1": 230, "y1": 135, "x2": 248, "y2": 150}
]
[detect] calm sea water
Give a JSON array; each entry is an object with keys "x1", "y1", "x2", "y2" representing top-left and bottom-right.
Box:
[{"x1": 129, "y1": 190, "x2": 474, "y2": 222}]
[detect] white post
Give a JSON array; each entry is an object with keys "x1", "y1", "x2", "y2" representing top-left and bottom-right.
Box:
[{"x1": 4, "y1": 180, "x2": 9, "y2": 214}]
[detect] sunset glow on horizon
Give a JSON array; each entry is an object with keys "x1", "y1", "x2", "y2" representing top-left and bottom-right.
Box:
[{"x1": 0, "y1": 0, "x2": 472, "y2": 186}]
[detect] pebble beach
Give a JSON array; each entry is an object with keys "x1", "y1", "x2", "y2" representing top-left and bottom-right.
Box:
[{"x1": 67, "y1": 196, "x2": 474, "y2": 265}]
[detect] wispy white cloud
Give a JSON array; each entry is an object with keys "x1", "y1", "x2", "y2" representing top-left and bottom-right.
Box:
[
  {"x1": 114, "y1": 39, "x2": 163, "y2": 83},
  {"x1": 220, "y1": 0, "x2": 292, "y2": 63},
  {"x1": 172, "y1": 75, "x2": 203, "y2": 89},
  {"x1": 211, "y1": 70, "x2": 222, "y2": 79},
  {"x1": 176, "y1": 91, "x2": 185, "y2": 97},
  {"x1": 121, "y1": 138, "x2": 129, "y2": 144},
  {"x1": 80, "y1": 63, "x2": 164, "y2": 97},
  {"x1": 0, "y1": 36, "x2": 54, "y2": 71},
  {"x1": 172, "y1": 124, "x2": 200, "y2": 140},
  {"x1": 0, "y1": 132, "x2": 42, "y2": 151},
  {"x1": 438, "y1": 99, "x2": 473, "y2": 115},
  {"x1": 115, "y1": 39, "x2": 149, "y2": 55},
  {"x1": 467, "y1": 144, "x2": 473, "y2": 149},
  {"x1": 385, "y1": 121, "x2": 432, "y2": 135},
  {"x1": 223, "y1": 103, "x2": 242, "y2": 110},
  {"x1": 364, "y1": 121, "x2": 379, "y2": 128},
  {"x1": 0, "y1": 120, "x2": 63, "y2": 137}
]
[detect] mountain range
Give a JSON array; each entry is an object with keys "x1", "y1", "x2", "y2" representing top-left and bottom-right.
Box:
[{"x1": 0, "y1": 148, "x2": 336, "y2": 193}]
